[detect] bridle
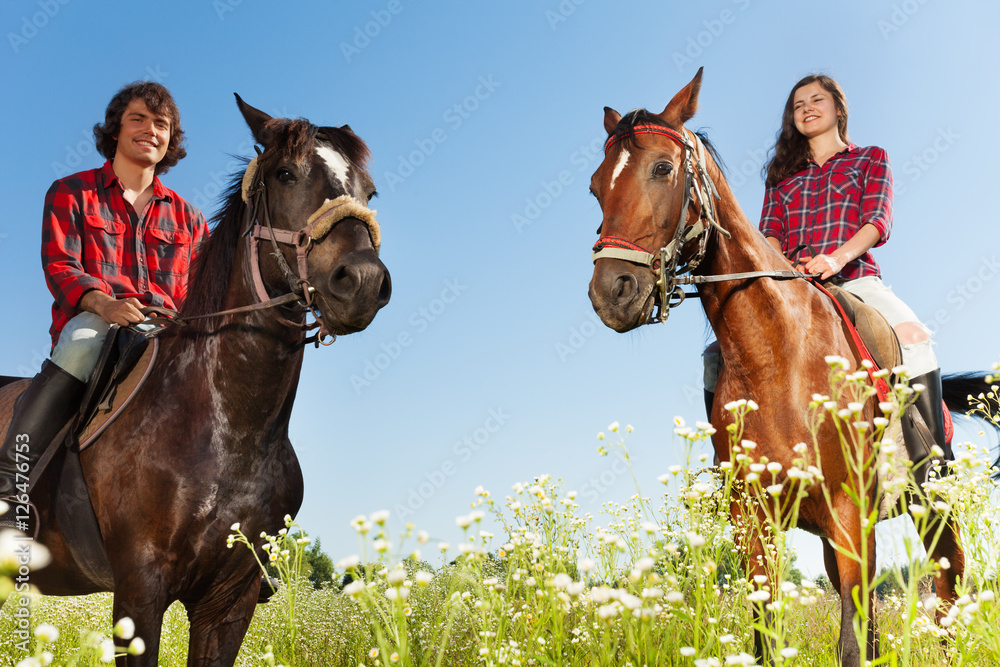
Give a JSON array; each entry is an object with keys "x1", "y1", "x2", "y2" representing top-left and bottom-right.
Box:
[
  {"x1": 592, "y1": 124, "x2": 804, "y2": 323},
  {"x1": 144, "y1": 148, "x2": 381, "y2": 347},
  {"x1": 592, "y1": 125, "x2": 728, "y2": 323}
]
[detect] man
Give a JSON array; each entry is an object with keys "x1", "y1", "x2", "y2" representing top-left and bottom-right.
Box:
[{"x1": 0, "y1": 81, "x2": 208, "y2": 516}]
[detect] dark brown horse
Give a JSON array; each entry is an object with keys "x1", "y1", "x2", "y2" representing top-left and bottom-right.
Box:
[
  {"x1": 0, "y1": 96, "x2": 390, "y2": 665},
  {"x1": 587, "y1": 70, "x2": 995, "y2": 666}
]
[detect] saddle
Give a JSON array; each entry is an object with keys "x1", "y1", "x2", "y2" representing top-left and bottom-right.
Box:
[
  {"x1": 0, "y1": 325, "x2": 158, "y2": 588},
  {"x1": 823, "y1": 283, "x2": 903, "y2": 378},
  {"x1": 821, "y1": 281, "x2": 955, "y2": 493},
  {"x1": 75, "y1": 325, "x2": 159, "y2": 452}
]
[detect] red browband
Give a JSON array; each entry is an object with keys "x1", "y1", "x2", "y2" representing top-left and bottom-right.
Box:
[
  {"x1": 593, "y1": 235, "x2": 652, "y2": 255},
  {"x1": 604, "y1": 125, "x2": 687, "y2": 153}
]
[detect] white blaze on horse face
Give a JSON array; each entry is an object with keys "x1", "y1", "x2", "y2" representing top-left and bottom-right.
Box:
[
  {"x1": 316, "y1": 145, "x2": 350, "y2": 192},
  {"x1": 610, "y1": 149, "x2": 630, "y2": 191}
]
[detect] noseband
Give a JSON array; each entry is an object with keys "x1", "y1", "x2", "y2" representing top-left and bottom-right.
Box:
[
  {"x1": 592, "y1": 125, "x2": 728, "y2": 323},
  {"x1": 141, "y1": 150, "x2": 382, "y2": 347},
  {"x1": 237, "y1": 150, "x2": 382, "y2": 345}
]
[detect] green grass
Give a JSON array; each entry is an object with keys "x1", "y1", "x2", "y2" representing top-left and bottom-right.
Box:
[{"x1": 2, "y1": 363, "x2": 999, "y2": 667}]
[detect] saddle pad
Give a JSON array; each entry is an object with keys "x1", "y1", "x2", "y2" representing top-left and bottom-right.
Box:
[
  {"x1": 0, "y1": 338, "x2": 158, "y2": 455},
  {"x1": 823, "y1": 283, "x2": 952, "y2": 443},
  {"x1": 76, "y1": 337, "x2": 158, "y2": 451},
  {"x1": 825, "y1": 283, "x2": 903, "y2": 373},
  {"x1": 0, "y1": 379, "x2": 32, "y2": 448}
]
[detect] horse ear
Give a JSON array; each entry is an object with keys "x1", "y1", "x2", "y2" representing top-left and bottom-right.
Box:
[
  {"x1": 658, "y1": 67, "x2": 703, "y2": 127},
  {"x1": 603, "y1": 107, "x2": 622, "y2": 135},
  {"x1": 234, "y1": 93, "x2": 274, "y2": 146}
]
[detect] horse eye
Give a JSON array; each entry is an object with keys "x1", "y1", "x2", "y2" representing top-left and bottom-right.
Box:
[
  {"x1": 367, "y1": 190, "x2": 378, "y2": 203},
  {"x1": 653, "y1": 163, "x2": 673, "y2": 177},
  {"x1": 276, "y1": 168, "x2": 296, "y2": 184}
]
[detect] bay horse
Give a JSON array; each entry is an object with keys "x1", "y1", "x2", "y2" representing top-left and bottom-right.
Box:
[
  {"x1": 0, "y1": 96, "x2": 390, "y2": 665},
  {"x1": 587, "y1": 69, "x2": 996, "y2": 665}
]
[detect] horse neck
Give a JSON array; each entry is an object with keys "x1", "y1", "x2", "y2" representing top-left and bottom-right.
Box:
[
  {"x1": 156, "y1": 236, "x2": 306, "y2": 440},
  {"x1": 694, "y1": 176, "x2": 817, "y2": 364}
]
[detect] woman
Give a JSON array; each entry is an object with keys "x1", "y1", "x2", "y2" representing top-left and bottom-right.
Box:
[{"x1": 704, "y1": 74, "x2": 949, "y2": 465}]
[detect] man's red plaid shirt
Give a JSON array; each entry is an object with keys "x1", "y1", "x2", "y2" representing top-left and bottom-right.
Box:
[
  {"x1": 759, "y1": 143, "x2": 893, "y2": 281},
  {"x1": 42, "y1": 160, "x2": 208, "y2": 344}
]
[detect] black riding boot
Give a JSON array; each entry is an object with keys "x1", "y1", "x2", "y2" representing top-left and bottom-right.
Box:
[
  {"x1": 0, "y1": 360, "x2": 86, "y2": 504},
  {"x1": 911, "y1": 369, "x2": 951, "y2": 460},
  {"x1": 704, "y1": 390, "x2": 714, "y2": 423},
  {"x1": 900, "y1": 369, "x2": 951, "y2": 486}
]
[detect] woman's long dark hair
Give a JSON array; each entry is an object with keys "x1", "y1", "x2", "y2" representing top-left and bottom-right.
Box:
[{"x1": 764, "y1": 74, "x2": 849, "y2": 188}]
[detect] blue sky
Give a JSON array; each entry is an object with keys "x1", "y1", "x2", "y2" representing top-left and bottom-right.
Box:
[{"x1": 2, "y1": 0, "x2": 998, "y2": 578}]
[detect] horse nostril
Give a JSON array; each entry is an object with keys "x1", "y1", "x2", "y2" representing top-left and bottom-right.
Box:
[
  {"x1": 376, "y1": 271, "x2": 392, "y2": 307},
  {"x1": 328, "y1": 264, "x2": 360, "y2": 298},
  {"x1": 612, "y1": 274, "x2": 637, "y2": 305}
]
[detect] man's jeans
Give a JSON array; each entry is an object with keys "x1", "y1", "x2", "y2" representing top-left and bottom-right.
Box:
[{"x1": 50, "y1": 312, "x2": 111, "y2": 382}]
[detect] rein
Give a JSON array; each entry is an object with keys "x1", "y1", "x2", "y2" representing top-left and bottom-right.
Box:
[
  {"x1": 145, "y1": 149, "x2": 381, "y2": 348},
  {"x1": 592, "y1": 125, "x2": 810, "y2": 322}
]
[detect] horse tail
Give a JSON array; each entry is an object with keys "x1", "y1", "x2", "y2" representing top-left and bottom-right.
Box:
[{"x1": 942, "y1": 372, "x2": 1000, "y2": 476}]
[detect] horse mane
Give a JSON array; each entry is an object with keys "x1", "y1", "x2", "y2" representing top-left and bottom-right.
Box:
[
  {"x1": 180, "y1": 173, "x2": 244, "y2": 317},
  {"x1": 181, "y1": 119, "x2": 371, "y2": 317},
  {"x1": 609, "y1": 109, "x2": 728, "y2": 175}
]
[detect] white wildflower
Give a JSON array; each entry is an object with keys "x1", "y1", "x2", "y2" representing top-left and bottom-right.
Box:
[
  {"x1": 99, "y1": 639, "x2": 115, "y2": 663},
  {"x1": 128, "y1": 637, "x2": 146, "y2": 655},
  {"x1": 113, "y1": 617, "x2": 135, "y2": 640},
  {"x1": 34, "y1": 624, "x2": 60, "y2": 642},
  {"x1": 687, "y1": 532, "x2": 706, "y2": 547}
]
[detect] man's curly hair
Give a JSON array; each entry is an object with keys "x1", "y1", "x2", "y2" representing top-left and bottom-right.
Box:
[{"x1": 93, "y1": 81, "x2": 187, "y2": 175}]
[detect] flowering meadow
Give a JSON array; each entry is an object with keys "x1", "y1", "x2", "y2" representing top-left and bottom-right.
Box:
[{"x1": 1, "y1": 361, "x2": 999, "y2": 666}]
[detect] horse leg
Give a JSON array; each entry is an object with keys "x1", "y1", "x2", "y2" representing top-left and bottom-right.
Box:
[
  {"x1": 822, "y1": 540, "x2": 841, "y2": 593},
  {"x1": 747, "y1": 549, "x2": 777, "y2": 664},
  {"x1": 865, "y1": 529, "x2": 879, "y2": 661},
  {"x1": 829, "y1": 501, "x2": 879, "y2": 667},
  {"x1": 734, "y1": 507, "x2": 777, "y2": 665},
  {"x1": 183, "y1": 571, "x2": 262, "y2": 667},
  {"x1": 922, "y1": 514, "x2": 965, "y2": 618},
  {"x1": 111, "y1": 579, "x2": 169, "y2": 667}
]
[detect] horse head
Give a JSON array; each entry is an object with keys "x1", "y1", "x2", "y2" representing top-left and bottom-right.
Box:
[
  {"x1": 588, "y1": 68, "x2": 711, "y2": 332},
  {"x1": 234, "y1": 95, "x2": 391, "y2": 336}
]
